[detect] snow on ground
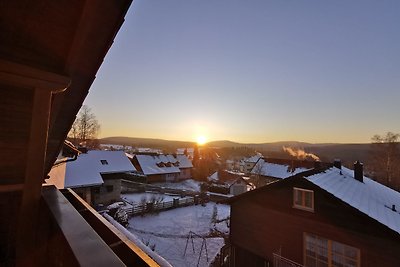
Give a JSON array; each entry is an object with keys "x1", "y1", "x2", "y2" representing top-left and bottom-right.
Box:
[
  {"x1": 122, "y1": 192, "x2": 190, "y2": 204},
  {"x1": 104, "y1": 214, "x2": 172, "y2": 267},
  {"x1": 128, "y1": 203, "x2": 230, "y2": 267},
  {"x1": 153, "y1": 179, "x2": 202, "y2": 192}
]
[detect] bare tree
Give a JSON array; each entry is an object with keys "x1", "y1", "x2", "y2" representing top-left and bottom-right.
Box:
[
  {"x1": 369, "y1": 132, "x2": 400, "y2": 189},
  {"x1": 250, "y1": 160, "x2": 265, "y2": 188},
  {"x1": 68, "y1": 105, "x2": 100, "y2": 145}
]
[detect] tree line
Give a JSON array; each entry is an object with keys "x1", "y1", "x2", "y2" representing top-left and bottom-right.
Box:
[{"x1": 369, "y1": 132, "x2": 400, "y2": 191}]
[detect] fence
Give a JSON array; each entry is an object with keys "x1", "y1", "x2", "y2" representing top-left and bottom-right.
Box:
[
  {"x1": 121, "y1": 179, "x2": 199, "y2": 197},
  {"x1": 124, "y1": 197, "x2": 195, "y2": 216}
]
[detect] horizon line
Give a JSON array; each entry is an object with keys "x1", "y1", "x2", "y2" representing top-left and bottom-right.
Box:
[{"x1": 99, "y1": 136, "x2": 370, "y2": 145}]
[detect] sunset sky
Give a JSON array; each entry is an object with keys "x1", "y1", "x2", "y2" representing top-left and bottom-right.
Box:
[{"x1": 84, "y1": 0, "x2": 400, "y2": 144}]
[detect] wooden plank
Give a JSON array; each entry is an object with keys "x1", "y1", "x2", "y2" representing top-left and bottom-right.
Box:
[
  {"x1": 15, "y1": 89, "x2": 52, "y2": 266},
  {"x1": 0, "y1": 59, "x2": 70, "y2": 92},
  {"x1": 0, "y1": 184, "x2": 23, "y2": 192}
]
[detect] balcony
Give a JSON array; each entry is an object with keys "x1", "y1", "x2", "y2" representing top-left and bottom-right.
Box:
[{"x1": 40, "y1": 185, "x2": 158, "y2": 266}]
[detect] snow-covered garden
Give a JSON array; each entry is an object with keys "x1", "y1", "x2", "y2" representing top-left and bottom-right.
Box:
[{"x1": 127, "y1": 203, "x2": 230, "y2": 267}]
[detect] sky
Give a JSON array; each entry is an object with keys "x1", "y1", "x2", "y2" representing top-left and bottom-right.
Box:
[{"x1": 85, "y1": 0, "x2": 400, "y2": 144}]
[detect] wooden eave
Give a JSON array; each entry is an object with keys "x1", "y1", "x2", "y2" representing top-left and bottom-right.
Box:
[{"x1": 0, "y1": 0, "x2": 133, "y2": 178}]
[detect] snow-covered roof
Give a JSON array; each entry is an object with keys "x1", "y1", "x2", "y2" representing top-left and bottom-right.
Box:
[
  {"x1": 47, "y1": 150, "x2": 136, "y2": 188},
  {"x1": 125, "y1": 152, "x2": 134, "y2": 159},
  {"x1": 176, "y1": 148, "x2": 194, "y2": 154},
  {"x1": 176, "y1": 155, "x2": 193, "y2": 168},
  {"x1": 135, "y1": 154, "x2": 182, "y2": 175},
  {"x1": 307, "y1": 166, "x2": 400, "y2": 235},
  {"x1": 208, "y1": 171, "x2": 219, "y2": 182},
  {"x1": 251, "y1": 159, "x2": 312, "y2": 179},
  {"x1": 244, "y1": 154, "x2": 262, "y2": 163},
  {"x1": 100, "y1": 144, "x2": 133, "y2": 150}
]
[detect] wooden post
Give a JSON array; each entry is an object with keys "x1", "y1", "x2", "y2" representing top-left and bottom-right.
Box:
[
  {"x1": 16, "y1": 88, "x2": 53, "y2": 266},
  {"x1": 0, "y1": 59, "x2": 70, "y2": 266}
]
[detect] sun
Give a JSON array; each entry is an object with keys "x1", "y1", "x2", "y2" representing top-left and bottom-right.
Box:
[{"x1": 196, "y1": 135, "x2": 207, "y2": 145}]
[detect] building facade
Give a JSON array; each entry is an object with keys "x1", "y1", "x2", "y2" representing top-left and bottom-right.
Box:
[{"x1": 227, "y1": 164, "x2": 400, "y2": 267}]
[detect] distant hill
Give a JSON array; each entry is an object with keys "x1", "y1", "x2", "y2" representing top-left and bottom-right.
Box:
[
  {"x1": 100, "y1": 136, "x2": 372, "y2": 165},
  {"x1": 208, "y1": 140, "x2": 314, "y2": 150},
  {"x1": 99, "y1": 136, "x2": 195, "y2": 151}
]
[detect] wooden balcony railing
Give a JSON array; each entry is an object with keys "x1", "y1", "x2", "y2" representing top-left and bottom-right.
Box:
[
  {"x1": 273, "y1": 253, "x2": 303, "y2": 267},
  {"x1": 41, "y1": 185, "x2": 159, "y2": 267}
]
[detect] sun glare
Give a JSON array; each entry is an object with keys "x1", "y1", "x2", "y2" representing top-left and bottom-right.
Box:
[{"x1": 196, "y1": 135, "x2": 207, "y2": 145}]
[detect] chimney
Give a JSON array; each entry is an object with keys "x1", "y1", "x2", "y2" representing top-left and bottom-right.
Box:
[
  {"x1": 354, "y1": 161, "x2": 363, "y2": 183},
  {"x1": 333, "y1": 159, "x2": 342, "y2": 169}
]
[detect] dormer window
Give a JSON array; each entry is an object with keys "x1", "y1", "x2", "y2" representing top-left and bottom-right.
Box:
[
  {"x1": 100, "y1": 160, "x2": 108, "y2": 165},
  {"x1": 293, "y1": 187, "x2": 314, "y2": 212},
  {"x1": 157, "y1": 162, "x2": 165, "y2": 167}
]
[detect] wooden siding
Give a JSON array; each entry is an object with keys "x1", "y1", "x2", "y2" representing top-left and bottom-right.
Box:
[
  {"x1": 0, "y1": 84, "x2": 33, "y2": 184},
  {"x1": 147, "y1": 174, "x2": 167, "y2": 183}
]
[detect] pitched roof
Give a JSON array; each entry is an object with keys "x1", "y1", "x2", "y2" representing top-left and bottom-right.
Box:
[
  {"x1": 251, "y1": 158, "x2": 313, "y2": 179},
  {"x1": 176, "y1": 154, "x2": 193, "y2": 168},
  {"x1": 244, "y1": 154, "x2": 262, "y2": 163},
  {"x1": 230, "y1": 163, "x2": 400, "y2": 236},
  {"x1": 48, "y1": 150, "x2": 136, "y2": 188},
  {"x1": 208, "y1": 171, "x2": 219, "y2": 182},
  {"x1": 306, "y1": 166, "x2": 400, "y2": 235},
  {"x1": 135, "y1": 154, "x2": 181, "y2": 175}
]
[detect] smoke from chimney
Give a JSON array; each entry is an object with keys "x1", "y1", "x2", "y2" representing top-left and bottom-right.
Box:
[{"x1": 282, "y1": 146, "x2": 320, "y2": 161}]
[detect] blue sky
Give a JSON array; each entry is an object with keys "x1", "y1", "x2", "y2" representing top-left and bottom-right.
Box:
[{"x1": 85, "y1": 0, "x2": 400, "y2": 143}]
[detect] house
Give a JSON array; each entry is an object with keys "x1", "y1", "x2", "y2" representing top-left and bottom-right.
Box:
[
  {"x1": 177, "y1": 147, "x2": 195, "y2": 160},
  {"x1": 207, "y1": 170, "x2": 253, "y2": 196},
  {"x1": 250, "y1": 158, "x2": 315, "y2": 186},
  {"x1": 176, "y1": 154, "x2": 193, "y2": 180},
  {"x1": 229, "y1": 177, "x2": 254, "y2": 196},
  {"x1": 225, "y1": 161, "x2": 400, "y2": 267},
  {"x1": 131, "y1": 154, "x2": 193, "y2": 183},
  {"x1": 47, "y1": 150, "x2": 137, "y2": 206},
  {"x1": 243, "y1": 154, "x2": 262, "y2": 173}
]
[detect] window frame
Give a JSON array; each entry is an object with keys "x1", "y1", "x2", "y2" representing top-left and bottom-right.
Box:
[
  {"x1": 303, "y1": 232, "x2": 360, "y2": 267},
  {"x1": 293, "y1": 187, "x2": 314, "y2": 212}
]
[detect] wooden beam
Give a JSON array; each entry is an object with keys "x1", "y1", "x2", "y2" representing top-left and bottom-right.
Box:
[
  {"x1": 0, "y1": 59, "x2": 70, "y2": 266},
  {"x1": 0, "y1": 184, "x2": 24, "y2": 193},
  {"x1": 0, "y1": 59, "x2": 70, "y2": 91}
]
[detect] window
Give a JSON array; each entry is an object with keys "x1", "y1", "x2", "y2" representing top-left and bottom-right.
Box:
[
  {"x1": 100, "y1": 160, "x2": 108, "y2": 165},
  {"x1": 304, "y1": 233, "x2": 360, "y2": 267},
  {"x1": 293, "y1": 187, "x2": 314, "y2": 211}
]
